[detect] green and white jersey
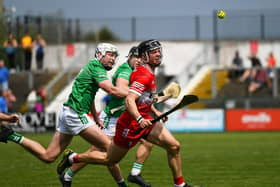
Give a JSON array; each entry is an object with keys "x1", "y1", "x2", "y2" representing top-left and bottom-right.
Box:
[
  {"x1": 104, "y1": 62, "x2": 132, "y2": 117},
  {"x1": 64, "y1": 59, "x2": 109, "y2": 115}
]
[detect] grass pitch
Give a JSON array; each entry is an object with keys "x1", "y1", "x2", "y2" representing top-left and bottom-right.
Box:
[{"x1": 0, "y1": 132, "x2": 280, "y2": 187}]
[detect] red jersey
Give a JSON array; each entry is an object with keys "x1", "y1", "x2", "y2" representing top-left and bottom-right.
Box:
[
  {"x1": 114, "y1": 66, "x2": 157, "y2": 149},
  {"x1": 129, "y1": 65, "x2": 156, "y2": 114}
]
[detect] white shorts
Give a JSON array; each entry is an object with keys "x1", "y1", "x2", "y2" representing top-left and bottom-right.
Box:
[
  {"x1": 99, "y1": 111, "x2": 118, "y2": 137},
  {"x1": 56, "y1": 105, "x2": 94, "y2": 135}
]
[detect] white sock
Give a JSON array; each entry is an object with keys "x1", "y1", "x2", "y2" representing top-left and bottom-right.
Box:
[
  {"x1": 130, "y1": 162, "x2": 143, "y2": 175},
  {"x1": 68, "y1": 153, "x2": 77, "y2": 164},
  {"x1": 63, "y1": 168, "x2": 75, "y2": 181},
  {"x1": 64, "y1": 172, "x2": 73, "y2": 181},
  {"x1": 174, "y1": 183, "x2": 185, "y2": 187},
  {"x1": 117, "y1": 178, "x2": 124, "y2": 183}
]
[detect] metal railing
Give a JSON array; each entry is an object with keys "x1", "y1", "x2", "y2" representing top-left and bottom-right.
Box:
[{"x1": 2, "y1": 9, "x2": 280, "y2": 44}]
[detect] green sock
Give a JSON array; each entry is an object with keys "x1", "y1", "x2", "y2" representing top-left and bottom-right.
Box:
[{"x1": 8, "y1": 133, "x2": 24, "y2": 144}]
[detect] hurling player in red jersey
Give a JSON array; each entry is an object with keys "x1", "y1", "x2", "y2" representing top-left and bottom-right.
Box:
[
  {"x1": 60, "y1": 40, "x2": 195, "y2": 187},
  {"x1": 111, "y1": 39, "x2": 194, "y2": 187}
]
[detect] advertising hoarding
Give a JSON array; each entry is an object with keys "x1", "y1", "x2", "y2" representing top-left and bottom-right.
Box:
[
  {"x1": 226, "y1": 109, "x2": 280, "y2": 131},
  {"x1": 165, "y1": 109, "x2": 224, "y2": 132}
]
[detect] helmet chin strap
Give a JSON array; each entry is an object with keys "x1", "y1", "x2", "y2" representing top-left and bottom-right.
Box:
[
  {"x1": 148, "y1": 61, "x2": 161, "y2": 67},
  {"x1": 102, "y1": 62, "x2": 113, "y2": 70},
  {"x1": 143, "y1": 50, "x2": 162, "y2": 67},
  {"x1": 103, "y1": 65, "x2": 113, "y2": 71}
]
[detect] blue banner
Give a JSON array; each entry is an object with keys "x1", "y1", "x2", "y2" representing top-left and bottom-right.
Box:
[{"x1": 165, "y1": 109, "x2": 224, "y2": 132}]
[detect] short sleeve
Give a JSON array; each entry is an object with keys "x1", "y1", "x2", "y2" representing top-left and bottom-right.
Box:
[
  {"x1": 129, "y1": 74, "x2": 151, "y2": 96},
  {"x1": 118, "y1": 71, "x2": 131, "y2": 81},
  {"x1": 90, "y1": 64, "x2": 109, "y2": 83},
  {"x1": 95, "y1": 71, "x2": 109, "y2": 83}
]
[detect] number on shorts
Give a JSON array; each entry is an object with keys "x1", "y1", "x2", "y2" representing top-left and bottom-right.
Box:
[
  {"x1": 79, "y1": 115, "x2": 88, "y2": 124},
  {"x1": 122, "y1": 128, "x2": 130, "y2": 137}
]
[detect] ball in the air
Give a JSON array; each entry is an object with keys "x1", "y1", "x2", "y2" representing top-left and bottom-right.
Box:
[{"x1": 217, "y1": 10, "x2": 226, "y2": 19}]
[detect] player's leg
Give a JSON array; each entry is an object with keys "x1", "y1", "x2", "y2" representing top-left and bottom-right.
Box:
[
  {"x1": 146, "y1": 122, "x2": 192, "y2": 187},
  {"x1": 107, "y1": 161, "x2": 128, "y2": 187},
  {"x1": 128, "y1": 139, "x2": 153, "y2": 187},
  {"x1": 58, "y1": 124, "x2": 110, "y2": 168},
  {"x1": 133, "y1": 139, "x2": 154, "y2": 173},
  {"x1": 59, "y1": 153, "x2": 88, "y2": 187},
  {"x1": 60, "y1": 141, "x2": 128, "y2": 187},
  {"x1": 106, "y1": 141, "x2": 131, "y2": 186},
  {"x1": 57, "y1": 133, "x2": 129, "y2": 187},
  {"x1": 0, "y1": 124, "x2": 73, "y2": 163},
  {"x1": 107, "y1": 140, "x2": 129, "y2": 164},
  {"x1": 56, "y1": 110, "x2": 112, "y2": 174},
  {"x1": 102, "y1": 135, "x2": 128, "y2": 187}
]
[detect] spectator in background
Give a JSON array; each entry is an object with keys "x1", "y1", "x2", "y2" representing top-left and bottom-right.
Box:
[
  {"x1": 266, "y1": 52, "x2": 276, "y2": 81},
  {"x1": 34, "y1": 34, "x2": 47, "y2": 71},
  {"x1": 240, "y1": 54, "x2": 268, "y2": 95},
  {"x1": 266, "y1": 52, "x2": 276, "y2": 68},
  {"x1": 0, "y1": 60, "x2": 9, "y2": 92},
  {"x1": 248, "y1": 53, "x2": 261, "y2": 67},
  {"x1": 240, "y1": 53, "x2": 262, "y2": 82},
  {"x1": 34, "y1": 87, "x2": 47, "y2": 113},
  {"x1": 21, "y1": 33, "x2": 33, "y2": 71},
  {"x1": 232, "y1": 50, "x2": 243, "y2": 68},
  {"x1": 3, "y1": 33, "x2": 18, "y2": 72},
  {"x1": 26, "y1": 88, "x2": 37, "y2": 112},
  {"x1": 228, "y1": 50, "x2": 243, "y2": 80},
  {"x1": 3, "y1": 89, "x2": 17, "y2": 112},
  {"x1": 0, "y1": 91, "x2": 8, "y2": 113}
]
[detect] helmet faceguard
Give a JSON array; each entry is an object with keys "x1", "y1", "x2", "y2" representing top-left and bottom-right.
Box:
[
  {"x1": 127, "y1": 46, "x2": 142, "y2": 69},
  {"x1": 137, "y1": 39, "x2": 162, "y2": 66},
  {"x1": 95, "y1": 43, "x2": 119, "y2": 70},
  {"x1": 95, "y1": 43, "x2": 119, "y2": 61}
]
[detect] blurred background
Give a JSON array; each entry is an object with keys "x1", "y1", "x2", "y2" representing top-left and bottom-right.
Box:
[{"x1": 0, "y1": 0, "x2": 280, "y2": 133}]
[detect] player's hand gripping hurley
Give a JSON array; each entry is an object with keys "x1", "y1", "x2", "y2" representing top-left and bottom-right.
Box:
[{"x1": 110, "y1": 82, "x2": 181, "y2": 114}]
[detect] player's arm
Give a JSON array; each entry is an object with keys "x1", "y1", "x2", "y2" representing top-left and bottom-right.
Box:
[
  {"x1": 99, "y1": 80, "x2": 128, "y2": 98},
  {"x1": 151, "y1": 105, "x2": 161, "y2": 117},
  {"x1": 125, "y1": 92, "x2": 152, "y2": 129},
  {"x1": 0, "y1": 113, "x2": 19, "y2": 123},
  {"x1": 151, "y1": 105, "x2": 168, "y2": 122},
  {"x1": 116, "y1": 77, "x2": 129, "y2": 90},
  {"x1": 90, "y1": 101, "x2": 104, "y2": 129}
]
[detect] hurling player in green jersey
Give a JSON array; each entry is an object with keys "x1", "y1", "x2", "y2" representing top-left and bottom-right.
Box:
[
  {"x1": 0, "y1": 43, "x2": 129, "y2": 187},
  {"x1": 60, "y1": 47, "x2": 153, "y2": 187}
]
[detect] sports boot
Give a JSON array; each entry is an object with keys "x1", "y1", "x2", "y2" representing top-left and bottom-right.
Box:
[
  {"x1": 0, "y1": 125, "x2": 14, "y2": 143},
  {"x1": 127, "y1": 174, "x2": 151, "y2": 187},
  {"x1": 183, "y1": 183, "x2": 202, "y2": 187},
  {"x1": 59, "y1": 172, "x2": 72, "y2": 187},
  {"x1": 57, "y1": 148, "x2": 74, "y2": 174}
]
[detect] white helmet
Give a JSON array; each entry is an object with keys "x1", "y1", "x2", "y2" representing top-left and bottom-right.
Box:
[{"x1": 95, "y1": 43, "x2": 119, "y2": 60}]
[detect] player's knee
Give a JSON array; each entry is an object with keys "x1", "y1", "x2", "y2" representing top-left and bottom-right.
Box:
[
  {"x1": 40, "y1": 153, "x2": 58, "y2": 163},
  {"x1": 145, "y1": 141, "x2": 154, "y2": 150},
  {"x1": 42, "y1": 155, "x2": 56, "y2": 163},
  {"x1": 168, "y1": 140, "x2": 181, "y2": 154},
  {"x1": 107, "y1": 163, "x2": 118, "y2": 170}
]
